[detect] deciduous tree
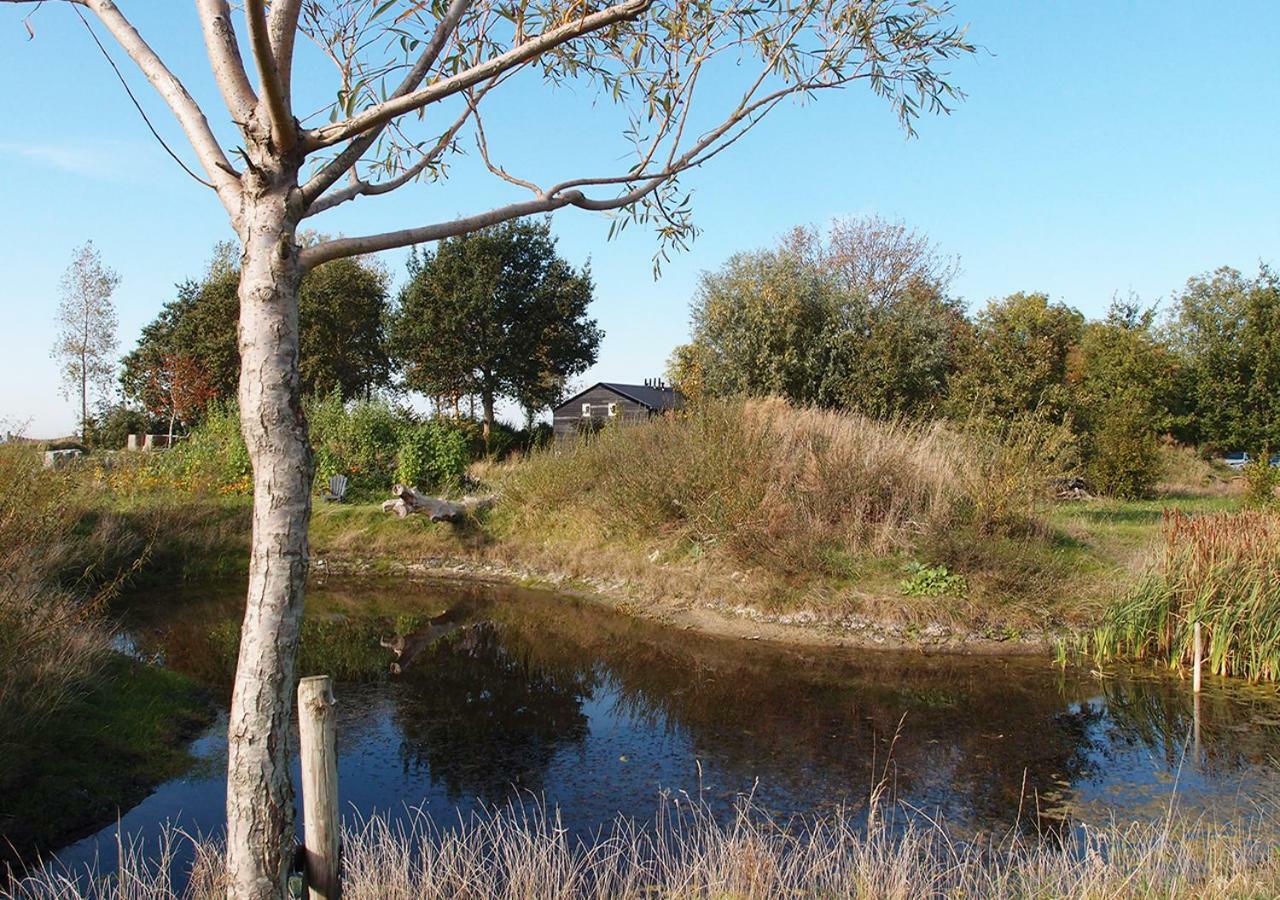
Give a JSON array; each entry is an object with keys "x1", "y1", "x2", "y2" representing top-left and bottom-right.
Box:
[
  {"x1": 6, "y1": 1, "x2": 973, "y2": 893},
  {"x1": 142, "y1": 352, "x2": 218, "y2": 444},
  {"x1": 673, "y1": 217, "x2": 965, "y2": 416},
  {"x1": 123, "y1": 248, "x2": 392, "y2": 405},
  {"x1": 1168, "y1": 265, "x2": 1280, "y2": 454},
  {"x1": 52, "y1": 242, "x2": 119, "y2": 442},
  {"x1": 947, "y1": 292, "x2": 1085, "y2": 423},
  {"x1": 392, "y1": 220, "x2": 600, "y2": 448}
]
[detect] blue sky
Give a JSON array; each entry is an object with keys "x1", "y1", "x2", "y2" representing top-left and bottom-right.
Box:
[{"x1": 1, "y1": 2, "x2": 1277, "y2": 436}]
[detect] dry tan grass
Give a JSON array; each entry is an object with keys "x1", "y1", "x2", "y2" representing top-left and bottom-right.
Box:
[
  {"x1": 8, "y1": 798, "x2": 1278, "y2": 899},
  {"x1": 499, "y1": 399, "x2": 1069, "y2": 580}
]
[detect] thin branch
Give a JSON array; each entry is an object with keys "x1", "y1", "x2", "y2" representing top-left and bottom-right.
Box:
[
  {"x1": 300, "y1": 193, "x2": 585, "y2": 269},
  {"x1": 305, "y1": 82, "x2": 492, "y2": 217},
  {"x1": 245, "y1": 0, "x2": 295, "y2": 151},
  {"x1": 473, "y1": 102, "x2": 542, "y2": 196},
  {"x1": 301, "y1": 0, "x2": 473, "y2": 205},
  {"x1": 73, "y1": 6, "x2": 216, "y2": 189},
  {"x1": 305, "y1": 0, "x2": 652, "y2": 150},
  {"x1": 195, "y1": 0, "x2": 257, "y2": 122}
]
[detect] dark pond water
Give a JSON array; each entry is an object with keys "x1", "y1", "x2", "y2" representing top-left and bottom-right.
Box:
[{"x1": 58, "y1": 577, "x2": 1280, "y2": 872}]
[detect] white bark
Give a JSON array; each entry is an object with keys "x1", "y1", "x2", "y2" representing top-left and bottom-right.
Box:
[{"x1": 226, "y1": 164, "x2": 311, "y2": 900}]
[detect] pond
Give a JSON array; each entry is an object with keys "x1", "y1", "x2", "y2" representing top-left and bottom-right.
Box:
[{"x1": 58, "y1": 577, "x2": 1280, "y2": 873}]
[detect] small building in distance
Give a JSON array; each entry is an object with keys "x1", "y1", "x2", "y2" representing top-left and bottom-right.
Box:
[{"x1": 552, "y1": 379, "x2": 685, "y2": 440}]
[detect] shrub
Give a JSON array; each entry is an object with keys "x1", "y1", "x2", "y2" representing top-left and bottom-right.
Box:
[
  {"x1": 1242, "y1": 458, "x2": 1280, "y2": 506},
  {"x1": 0, "y1": 445, "x2": 110, "y2": 748},
  {"x1": 309, "y1": 394, "x2": 406, "y2": 493},
  {"x1": 397, "y1": 420, "x2": 471, "y2": 490},
  {"x1": 1086, "y1": 407, "x2": 1162, "y2": 499},
  {"x1": 166, "y1": 401, "x2": 251, "y2": 493}
]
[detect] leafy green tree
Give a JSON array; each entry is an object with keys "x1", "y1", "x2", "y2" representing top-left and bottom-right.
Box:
[
  {"x1": 818, "y1": 280, "x2": 968, "y2": 418},
  {"x1": 1070, "y1": 300, "x2": 1179, "y2": 497},
  {"x1": 673, "y1": 217, "x2": 963, "y2": 416},
  {"x1": 1168, "y1": 265, "x2": 1280, "y2": 453},
  {"x1": 676, "y1": 245, "x2": 832, "y2": 403},
  {"x1": 391, "y1": 220, "x2": 601, "y2": 449},
  {"x1": 122, "y1": 255, "x2": 244, "y2": 406},
  {"x1": 948, "y1": 292, "x2": 1085, "y2": 422},
  {"x1": 298, "y1": 256, "x2": 392, "y2": 399},
  {"x1": 123, "y1": 246, "x2": 391, "y2": 409}
]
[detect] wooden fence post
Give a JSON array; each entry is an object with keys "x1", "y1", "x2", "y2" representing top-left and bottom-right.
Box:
[
  {"x1": 298, "y1": 675, "x2": 340, "y2": 900},
  {"x1": 1193, "y1": 621, "x2": 1203, "y2": 694}
]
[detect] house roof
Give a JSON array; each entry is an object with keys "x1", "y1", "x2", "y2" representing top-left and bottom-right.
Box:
[{"x1": 555, "y1": 381, "x2": 683, "y2": 412}]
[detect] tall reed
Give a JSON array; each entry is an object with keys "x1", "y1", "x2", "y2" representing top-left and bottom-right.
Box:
[{"x1": 1093, "y1": 508, "x2": 1280, "y2": 682}]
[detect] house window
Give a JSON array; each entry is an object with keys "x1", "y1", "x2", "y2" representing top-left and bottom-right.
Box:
[
  {"x1": 607, "y1": 402, "x2": 618, "y2": 418},
  {"x1": 581, "y1": 402, "x2": 592, "y2": 417}
]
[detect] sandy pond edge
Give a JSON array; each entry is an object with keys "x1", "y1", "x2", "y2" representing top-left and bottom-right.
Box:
[{"x1": 311, "y1": 553, "x2": 1056, "y2": 657}]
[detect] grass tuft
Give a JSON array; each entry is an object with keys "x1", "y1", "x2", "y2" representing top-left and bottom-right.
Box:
[{"x1": 7, "y1": 797, "x2": 1279, "y2": 899}]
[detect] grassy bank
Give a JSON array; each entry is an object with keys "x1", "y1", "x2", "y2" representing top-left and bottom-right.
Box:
[
  {"x1": 0, "y1": 446, "x2": 215, "y2": 867},
  {"x1": 0, "y1": 656, "x2": 210, "y2": 865},
  {"x1": 10, "y1": 398, "x2": 1254, "y2": 667},
  {"x1": 8, "y1": 798, "x2": 1279, "y2": 899},
  {"x1": 49, "y1": 398, "x2": 1247, "y2": 647}
]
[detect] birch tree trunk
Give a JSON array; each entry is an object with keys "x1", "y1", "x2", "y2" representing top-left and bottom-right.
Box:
[{"x1": 226, "y1": 160, "x2": 312, "y2": 900}]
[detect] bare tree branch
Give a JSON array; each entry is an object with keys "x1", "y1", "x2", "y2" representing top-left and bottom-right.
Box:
[
  {"x1": 245, "y1": 0, "x2": 296, "y2": 151},
  {"x1": 304, "y1": 0, "x2": 652, "y2": 150},
  {"x1": 300, "y1": 193, "x2": 584, "y2": 268},
  {"x1": 305, "y1": 82, "x2": 492, "y2": 217},
  {"x1": 195, "y1": 0, "x2": 257, "y2": 123}
]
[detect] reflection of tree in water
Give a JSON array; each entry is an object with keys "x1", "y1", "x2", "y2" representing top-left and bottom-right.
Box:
[
  {"x1": 485, "y1": 599, "x2": 1112, "y2": 829},
  {"x1": 392, "y1": 622, "x2": 596, "y2": 802},
  {"x1": 1092, "y1": 675, "x2": 1280, "y2": 776}
]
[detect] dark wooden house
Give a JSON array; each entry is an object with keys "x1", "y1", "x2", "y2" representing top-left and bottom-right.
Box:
[{"x1": 552, "y1": 380, "x2": 684, "y2": 439}]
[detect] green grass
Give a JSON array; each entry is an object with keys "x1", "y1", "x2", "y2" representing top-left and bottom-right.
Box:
[{"x1": 0, "y1": 654, "x2": 212, "y2": 867}]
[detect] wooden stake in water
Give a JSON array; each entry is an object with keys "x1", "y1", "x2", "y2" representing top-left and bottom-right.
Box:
[
  {"x1": 1193, "y1": 621, "x2": 1203, "y2": 694},
  {"x1": 298, "y1": 675, "x2": 340, "y2": 900}
]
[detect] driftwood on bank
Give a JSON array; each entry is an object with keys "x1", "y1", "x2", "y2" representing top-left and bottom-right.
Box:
[{"x1": 380, "y1": 484, "x2": 495, "y2": 522}]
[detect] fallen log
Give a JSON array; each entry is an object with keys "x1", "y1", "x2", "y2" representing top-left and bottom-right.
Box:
[{"x1": 380, "y1": 484, "x2": 495, "y2": 522}]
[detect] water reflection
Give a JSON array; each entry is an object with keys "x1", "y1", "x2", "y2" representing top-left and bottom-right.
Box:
[{"x1": 59, "y1": 576, "x2": 1280, "y2": 871}]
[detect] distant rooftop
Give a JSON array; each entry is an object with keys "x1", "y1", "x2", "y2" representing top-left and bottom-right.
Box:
[{"x1": 599, "y1": 381, "x2": 682, "y2": 411}]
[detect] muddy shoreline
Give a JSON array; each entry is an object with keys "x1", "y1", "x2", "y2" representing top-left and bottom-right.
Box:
[{"x1": 312, "y1": 553, "x2": 1055, "y2": 655}]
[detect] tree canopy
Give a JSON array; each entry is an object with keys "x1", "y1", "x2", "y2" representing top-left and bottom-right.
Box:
[
  {"x1": 391, "y1": 219, "x2": 601, "y2": 443},
  {"x1": 671, "y1": 216, "x2": 965, "y2": 418},
  {"x1": 1168, "y1": 265, "x2": 1280, "y2": 454},
  {"x1": 122, "y1": 246, "x2": 392, "y2": 415}
]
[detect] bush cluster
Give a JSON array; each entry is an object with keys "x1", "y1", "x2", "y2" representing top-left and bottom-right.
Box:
[{"x1": 104, "y1": 394, "x2": 545, "y2": 500}]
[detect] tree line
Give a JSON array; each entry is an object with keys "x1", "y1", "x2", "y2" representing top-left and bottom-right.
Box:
[
  {"x1": 74, "y1": 220, "x2": 600, "y2": 452},
  {"x1": 668, "y1": 216, "x2": 1280, "y2": 497}
]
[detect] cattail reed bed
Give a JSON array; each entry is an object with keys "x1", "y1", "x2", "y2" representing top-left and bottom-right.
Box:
[
  {"x1": 7, "y1": 798, "x2": 1279, "y2": 899},
  {"x1": 1092, "y1": 509, "x2": 1280, "y2": 682}
]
